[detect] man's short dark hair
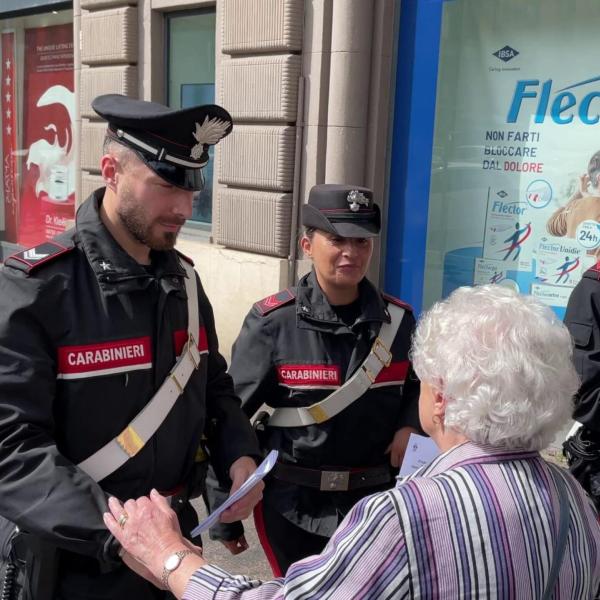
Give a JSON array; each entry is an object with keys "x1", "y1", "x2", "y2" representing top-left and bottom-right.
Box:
[{"x1": 102, "y1": 135, "x2": 136, "y2": 169}]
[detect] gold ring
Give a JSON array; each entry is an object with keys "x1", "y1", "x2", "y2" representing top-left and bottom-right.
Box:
[{"x1": 117, "y1": 512, "x2": 129, "y2": 529}]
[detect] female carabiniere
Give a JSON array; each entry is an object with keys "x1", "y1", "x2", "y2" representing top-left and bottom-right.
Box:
[{"x1": 226, "y1": 184, "x2": 421, "y2": 574}]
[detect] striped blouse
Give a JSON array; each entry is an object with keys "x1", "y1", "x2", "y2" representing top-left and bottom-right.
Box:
[{"x1": 184, "y1": 442, "x2": 600, "y2": 599}]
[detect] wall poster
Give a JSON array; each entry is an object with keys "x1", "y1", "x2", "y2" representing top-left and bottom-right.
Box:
[
  {"x1": 423, "y1": 0, "x2": 600, "y2": 317},
  {"x1": 17, "y1": 23, "x2": 74, "y2": 246},
  {"x1": 1, "y1": 31, "x2": 18, "y2": 242}
]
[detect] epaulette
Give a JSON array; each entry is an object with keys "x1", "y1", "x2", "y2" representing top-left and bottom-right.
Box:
[
  {"x1": 254, "y1": 288, "x2": 296, "y2": 316},
  {"x1": 588, "y1": 261, "x2": 600, "y2": 280},
  {"x1": 4, "y1": 240, "x2": 75, "y2": 274},
  {"x1": 382, "y1": 292, "x2": 413, "y2": 312},
  {"x1": 176, "y1": 250, "x2": 194, "y2": 266}
]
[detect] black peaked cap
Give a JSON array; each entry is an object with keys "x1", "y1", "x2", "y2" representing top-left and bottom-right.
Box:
[
  {"x1": 92, "y1": 94, "x2": 233, "y2": 190},
  {"x1": 302, "y1": 184, "x2": 381, "y2": 238}
]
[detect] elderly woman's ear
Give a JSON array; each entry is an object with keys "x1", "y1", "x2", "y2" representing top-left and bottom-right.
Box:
[{"x1": 432, "y1": 386, "x2": 446, "y2": 414}]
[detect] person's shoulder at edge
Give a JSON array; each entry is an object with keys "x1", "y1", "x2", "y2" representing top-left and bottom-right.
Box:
[
  {"x1": 1, "y1": 231, "x2": 78, "y2": 280},
  {"x1": 381, "y1": 291, "x2": 414, "y2": 313},
  {"x1": 580, "y1": 260, "x2": 600, "y2": 284}
]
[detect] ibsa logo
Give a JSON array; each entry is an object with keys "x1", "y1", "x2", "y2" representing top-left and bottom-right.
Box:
[
  {"x1": 507, "y1": 75, "x2": 600, "y2": 124},
  {"x1": 493, "y1": 46, "x2": 519, "y2": 63}
]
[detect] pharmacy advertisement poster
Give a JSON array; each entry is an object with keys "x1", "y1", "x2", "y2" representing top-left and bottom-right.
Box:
[
  {"x1": 18, "y1": 23, "x2": 74, "y2": 246},
  {"x1": 422, "y1": 0, "x2": 600, "y2": 317},
  {"x1": 1, "y1": 31, "x2": 18, "y2": 242}
]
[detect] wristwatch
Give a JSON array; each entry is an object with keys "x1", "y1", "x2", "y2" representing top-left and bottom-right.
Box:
[{"x1": 161, "y1": 550, "x2": 194, "y2": 589}]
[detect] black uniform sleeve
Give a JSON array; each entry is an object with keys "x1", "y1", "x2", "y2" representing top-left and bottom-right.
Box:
[
  {"x1": 395, "y1": 310, "x2": 422, "y2": 432},
  {"x1": 207, "y1": 305, "x2": 277, "y2": 542},
  {"x1": 204, "y1": 466, "x2": 244, "y2": 543},
  {"x1": 564, "y1": 277, "x2": 600, "y2": 432},
  {"x1": 400, "y1": 364, "x2": 422, "y2": 432},
  {"x1": 229, "y1": 306, "x2": 279, "y2": 419},
  {"x1": 196, "y1": 275, "x2": 261, "y2": 479},
  {"x1": 0, "y1": 267, "x2": 118, "y2": 565}
]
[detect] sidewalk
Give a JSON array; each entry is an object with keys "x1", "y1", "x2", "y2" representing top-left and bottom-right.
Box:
[{"x1": 191, "y1": 498, "x2": 273, "y2": 582}]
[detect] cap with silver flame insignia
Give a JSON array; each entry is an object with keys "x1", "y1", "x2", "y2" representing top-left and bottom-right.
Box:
[
  {"x1": 302, "y1": 184, "x2": 381, "y2": 238},
  {"x1": 91, "y1": 94, "x2": 233, "y2": 191}
]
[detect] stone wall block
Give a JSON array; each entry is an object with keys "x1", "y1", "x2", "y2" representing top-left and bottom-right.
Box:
[
  {"x1": 330, "y1": 0, "x2": 373, "y2": 53},
  {"x1": 220, "y1": 55, "x2": 301, "y2": 122},
  {"x1": 218, "y1": 126, "x2": 296, "y2": 191},
  {"x1": 302, "y1": 50, "x2": 329, "y2": 127},
  {"x1": 80, "y1": 65, "x2": 138, "y2": 117},
  {"x1": 327, "y1": 50, "x2": 370, "y2": 127},
  {"x1": 81, "y1": 173, "x2": 105, "y2": 199},
  {"x1": 214, "y1": 189, "x2": 292, "y2": 257},
  {"x1": 81, "y1": 7, "x2": 138, "y2": 65},
  {"x1": 80, "y1": 121, "x2": 108, "y2": 172},
  {"x1": 222, "y1": 0, "x2": 303, "y2": 54},
  {"x1": 325, "y1": 126, "x2": 366, "y2": 184},
  {"x1": 81, "y1": 0, "x2": 136, "y2": 9}
]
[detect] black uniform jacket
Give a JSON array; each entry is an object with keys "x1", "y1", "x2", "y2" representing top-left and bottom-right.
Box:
[
  {"x1": 229, "y1": 270, "x2": 420, "y2": 536},
  {"x1": 0, "y1": 189, "x2": 259, "y2": 566},
  {"x1": 565, "y1": 262, "x2": 600, "y2": 432}
]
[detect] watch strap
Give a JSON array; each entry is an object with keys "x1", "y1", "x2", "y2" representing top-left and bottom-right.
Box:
[{"x1": 161, "y1": 549, "x2": 194, "y2": 590}]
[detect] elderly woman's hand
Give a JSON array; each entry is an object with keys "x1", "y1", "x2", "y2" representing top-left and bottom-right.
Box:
[{"x1": 104, "y1": 489, "x2": 204, "y2": 594}]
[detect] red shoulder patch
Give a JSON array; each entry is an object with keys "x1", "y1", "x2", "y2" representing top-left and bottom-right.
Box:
[
  {"x1": 176, "y1": 250, "x2": 194, "y2": 266},
  {"x1": 382, "y1": 292, "x2": 413, "y2": 312},
  {"x1": 4, "y1": 241, "x2": 74, "y2": 274},
  {"x1": 590, "y1": 260, "x2": 600, "y2": 271},
  {"x1": 255, "y1": 288, "x2": 296, "y2": 316}
]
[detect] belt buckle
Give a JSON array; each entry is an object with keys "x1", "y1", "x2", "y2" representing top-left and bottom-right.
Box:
[
  {"x1": 320, "y1": 470, "x2": 350, "y2": 491},
  {"x1": 372, "y1": 337, "x2": 392, "y2": 368},
  {"x1": 362, "y1": 365, "x2": 376, "y2": 383}
]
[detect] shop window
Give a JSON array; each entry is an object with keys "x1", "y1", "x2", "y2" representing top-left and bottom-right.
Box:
[
  {"x1": 166, "y1": 9, "x2": 216, "y2": 227},
  {"x1": 0, "y1": 9, "x2": 74, "y2": 252},
  {"x1": 421, "y1": 0, "x2": 600, "y2": 319}
]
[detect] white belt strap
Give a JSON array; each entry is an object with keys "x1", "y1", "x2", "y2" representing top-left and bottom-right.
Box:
[
  {"x1": 77, "y1": 260, "x2": 201, "y2": 482},
  {"x1": 269, "y1": 303, "x2": 405, "y2": 428}
]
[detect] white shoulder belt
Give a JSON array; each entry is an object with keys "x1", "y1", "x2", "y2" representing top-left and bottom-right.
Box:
[
  {"x1": 77, "y1": 260, "x2": 201, "y2": 482},
  {"x1": 268, "y1": 303, "x2": 405, "y2": 428}
]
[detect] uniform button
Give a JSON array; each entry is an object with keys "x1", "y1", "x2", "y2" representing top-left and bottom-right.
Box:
[{"x1": 301, "y1": 305, "x2": 310, "y2": 313}]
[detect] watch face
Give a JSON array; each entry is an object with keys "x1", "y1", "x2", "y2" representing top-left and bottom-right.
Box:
[{"x1": 165, "y1": 554, "x2": 181, "y2": 571}]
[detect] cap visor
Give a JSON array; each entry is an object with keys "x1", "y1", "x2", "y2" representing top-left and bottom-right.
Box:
[
  {"x1": 331, "y1": 221, "x2": 380, "y2": 238},
  {"x1": 139, "y1": 152, "x2": 205, "y2": 191}
]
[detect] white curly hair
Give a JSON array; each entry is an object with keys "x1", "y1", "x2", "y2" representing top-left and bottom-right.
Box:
[{"x1": 411, "y1": 285, "x2": 579, "y2": 451}]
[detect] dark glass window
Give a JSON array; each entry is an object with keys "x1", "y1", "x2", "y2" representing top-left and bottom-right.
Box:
[{"x1": 166, "y1": 9, "x2": 216, "y2": 226}]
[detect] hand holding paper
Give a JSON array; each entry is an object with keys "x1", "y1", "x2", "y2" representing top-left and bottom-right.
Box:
[{"x1": 191, "y1": 450, "x2": 278, "y2": 538}]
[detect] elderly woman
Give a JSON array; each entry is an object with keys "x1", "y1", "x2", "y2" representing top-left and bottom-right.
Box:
[{"x1": 105, "y1": 285, "x2": 600, "y2": 599}]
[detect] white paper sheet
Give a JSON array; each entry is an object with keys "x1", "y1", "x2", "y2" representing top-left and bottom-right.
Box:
[
  {"x1": 190, "y1": 449, "x2": 278, "y2": 538},
  {"x1": 398, "y1": 433, "x2": 440, "y2": 477}
]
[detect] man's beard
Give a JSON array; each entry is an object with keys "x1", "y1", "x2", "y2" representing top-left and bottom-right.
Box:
[{"x1": 117, "y1": 190, "x2": 183, "y2": 251}]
